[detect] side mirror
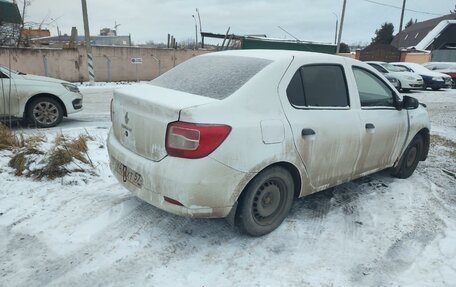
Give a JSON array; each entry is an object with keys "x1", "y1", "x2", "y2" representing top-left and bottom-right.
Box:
[{"x1": 402, "y1": 95, "x2": 419, "y2": 110}]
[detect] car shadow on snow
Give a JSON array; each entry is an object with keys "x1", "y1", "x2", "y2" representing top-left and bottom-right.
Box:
[{"x1": 288, "y1": 170, "x2": 395, "y2": 223}]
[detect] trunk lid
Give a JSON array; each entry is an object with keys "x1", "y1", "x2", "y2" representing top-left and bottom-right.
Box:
[{"x1": 112, "y1": 84, "x2": 217, "y2": 161}]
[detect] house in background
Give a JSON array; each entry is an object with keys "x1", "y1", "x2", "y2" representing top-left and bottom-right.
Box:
[{"x1": 391, "y1": 14, "x2": 456, "y2": 62}]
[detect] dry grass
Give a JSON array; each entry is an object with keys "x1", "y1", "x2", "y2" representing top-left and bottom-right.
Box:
[
  {"x1": 1, "y1": 124, "x2": 95, "y2": 179},
  {"x1": 0, "y1": 123, "x2": 45, "y2": 151},
  {"x1": 431, "y1": 135, "x2": 456, "y2": 158},
  {"x1": 0, "y1": 123, "x2": 19, "y2": 150}
]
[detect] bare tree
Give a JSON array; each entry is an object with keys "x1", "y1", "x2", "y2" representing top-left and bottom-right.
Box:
[
  {"x1": 0, "y1": 23, "x2": 20, "y2": 46},
  {"x1": 16, "y1": 0, "x2": 33, "y2": 47}
]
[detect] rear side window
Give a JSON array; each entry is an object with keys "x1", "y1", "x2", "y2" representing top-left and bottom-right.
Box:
[
  {"x1": 286, "y1": 64, "x2": 349, "y2": 107},
  {"x1": 150, "y1": 55, "x2": 272, "y2": 100}
]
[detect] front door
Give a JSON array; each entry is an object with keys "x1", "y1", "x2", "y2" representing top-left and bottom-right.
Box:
[{"x1": 350, "y1": 66, "x2": 408, "y2": 175}]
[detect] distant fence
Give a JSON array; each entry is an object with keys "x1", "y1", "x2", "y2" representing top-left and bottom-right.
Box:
[{"x1": 0, "y1": 46, "x2": 210, "y2": 82}]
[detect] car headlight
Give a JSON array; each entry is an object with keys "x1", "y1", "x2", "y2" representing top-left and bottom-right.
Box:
[
  {"x1": 388, "y1": 78, "x2": 398, "y2": 83},
  {"x1": 62, "y1": 83, "x2": 80, "y2": 93},
  {"x1": 405, "y1": 76, "x2": 415, "y2": 80},
  {"x1": 432, "y1": 77, "x2": 443, "y2": 81}
]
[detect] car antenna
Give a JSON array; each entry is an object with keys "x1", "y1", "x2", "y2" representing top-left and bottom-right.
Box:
[{"x1": 277, "y1": 26, "x2": 301, "y2": 42}]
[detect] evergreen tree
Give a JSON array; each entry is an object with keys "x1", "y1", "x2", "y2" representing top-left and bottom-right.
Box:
[{"x1": 371, "y1": 22, "x2": 395, "y2": 45}]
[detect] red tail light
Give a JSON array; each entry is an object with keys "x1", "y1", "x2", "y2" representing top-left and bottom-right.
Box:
[{"x1": 166, "y1": 121, "x2": 231, "y2": 159}]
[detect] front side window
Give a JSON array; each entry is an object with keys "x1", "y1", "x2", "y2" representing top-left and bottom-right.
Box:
[
  {"x1": 286, "y1": 64, "x2": 349, "y2": 108},
  {"x1": 353, "y1": 67, "x2": 395, "y2": 107}
]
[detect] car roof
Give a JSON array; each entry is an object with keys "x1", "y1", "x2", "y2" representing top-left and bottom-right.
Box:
[
  {"x1": 365, "y1": 61, "x2": 386, "y2": 64},
  {"x1": 201, "y1": 49, "x2": 343, "y2": 62}
]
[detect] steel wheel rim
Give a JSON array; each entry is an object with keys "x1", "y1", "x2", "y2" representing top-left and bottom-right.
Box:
[
  {"x1": 33, "y1": 102, "x2": 59, "y2": 125},
  {"x1": 252, "y1": 178, "x2": 286, "y2": 226}
]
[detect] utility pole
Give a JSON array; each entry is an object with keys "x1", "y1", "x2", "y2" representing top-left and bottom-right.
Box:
[
  {"x1": 399, "y1": 0, "x2": 407, "y2": 33},
  {"x1": 81, "y1": 0, "x2": 95, "y2": 84},
  {"x1": 336, "y1": 0, "x2": 347, "y2": 54},
  {"x1": 192, "y1": 15, "x2": 198, "y2": 50},
  {"x1": 332, "y1": 12, "x2": 339, "y2": 44},
  {"x1": 196, "y1": 8, "x2": 203, "y2": 48}
]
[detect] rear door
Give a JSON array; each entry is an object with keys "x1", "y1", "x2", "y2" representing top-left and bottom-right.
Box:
[
  {"x1": 349, "y1": 66, "x2": 408, "y2": 175},
  {"x1": 280, "y1": 59, "x2": 361, "y2": 190}
]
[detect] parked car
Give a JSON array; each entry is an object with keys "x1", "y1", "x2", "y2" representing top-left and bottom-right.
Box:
[
  {"x1": 391, "y1": 62, "x2": 452, "y2": 90},
  {"x1": 423, "y1": 62, "x2": 456, "y2": 88},
  {"x1": 0, "y1": 66, "x2": 83, "y2": 127},
  {"x1": 384, "y1": 74, "x2": 401, "y2": 90},
  {"x1": 108, "y1": 50, "x2": 430, "y2": 236},
  {"x1": 365, "y1": 61, "x2": 423, "y2": 92}
]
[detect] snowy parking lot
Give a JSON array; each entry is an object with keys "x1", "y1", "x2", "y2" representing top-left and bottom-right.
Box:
[{"x1": 1, "y1": 84, "x2": 455, "y2": 286}]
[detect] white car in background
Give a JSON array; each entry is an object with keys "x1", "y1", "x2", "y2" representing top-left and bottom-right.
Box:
[
  {"x1": 391, "y1": 62, "x2": 452, "y2": 90},
  {"x1": 0, "y1": 66, "x2": 83, "y2": 127},
  {"x1": 366, "y1": 61, "x2": 423, "y2": 92},
  {"x1": 108, "y1": 50, "x2": 430, "y2": 236}
]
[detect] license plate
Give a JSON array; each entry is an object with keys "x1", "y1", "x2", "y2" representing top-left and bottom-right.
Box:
[{"x1": 114, "y1": 160, "x2": 143, "y2": 187}]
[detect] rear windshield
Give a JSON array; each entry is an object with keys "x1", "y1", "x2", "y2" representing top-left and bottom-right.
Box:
[{"x1": 150, "y1": 55, "x2": 272, "y2": 99}]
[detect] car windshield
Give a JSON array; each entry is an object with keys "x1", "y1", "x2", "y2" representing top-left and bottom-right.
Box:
[
  {"x1": 381, "y1": 63, "x2": 403, "y2": 72},
  {"x1": 150, "y1": 55, "x2": 272, "y2": 99},
  {"x1": 395, "y1": 66, "x2": 410, "y2": 72}
]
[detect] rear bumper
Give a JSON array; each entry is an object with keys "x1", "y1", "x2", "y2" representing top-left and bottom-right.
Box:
[{"x1": 107, "y1": 129, "x2": 249, "y2": 218}]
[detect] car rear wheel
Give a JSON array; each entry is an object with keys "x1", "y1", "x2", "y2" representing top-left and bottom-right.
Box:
[
  {"x1": 432, "y1": 87, "x2": 440, "y2": 91},
  {"x1": 27, "y1": 97, "x2": 64, "y2": 128},
  {"x1": 391, "y1": 134, "x2": 423, "y2": 179},
  {"x1": 236, "y1": 166, "x2": 294, "y2": 236}
]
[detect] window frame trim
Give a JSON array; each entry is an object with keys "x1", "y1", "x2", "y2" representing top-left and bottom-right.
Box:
[
  {"x1": 352, "y1": 65, "x2": 401, "y2": 110},
  {"x1": 287, "y1": 63, "x2": 351, "y2": 110}
]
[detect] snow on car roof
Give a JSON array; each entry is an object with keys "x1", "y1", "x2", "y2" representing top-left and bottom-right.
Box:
[{"x1": 200, "y1": 49, "x2": 342, "y2": 62}]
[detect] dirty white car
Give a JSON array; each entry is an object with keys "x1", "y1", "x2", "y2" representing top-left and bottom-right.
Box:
[
  {"x1": 108, "y1": 50, "x2": 430, "y2": 236},
  {"x1": 0, "y1": 66, "x2": 83, "y2": 127}
]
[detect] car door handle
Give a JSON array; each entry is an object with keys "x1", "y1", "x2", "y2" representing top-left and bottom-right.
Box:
[
  {"x1": 301, "y1": 128, "x2": 316, "y2": 137},
  {"x1": 365, "y1": 123, "x2": 375, "y2": 130}
]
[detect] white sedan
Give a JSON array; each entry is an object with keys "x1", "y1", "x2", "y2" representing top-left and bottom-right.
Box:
[
  {"x1": 366, "y1": 61, "x2": 423, "y2": 91},
  {"x1": 108, "y1": 50, "x2": 430, "y2": 236},
  {"x1": 0, "y1": 66, "x2": 83, "y2": 127}
]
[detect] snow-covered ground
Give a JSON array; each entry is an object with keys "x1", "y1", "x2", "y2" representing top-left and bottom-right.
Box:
[{"x1": 1, "y1": 86, "x2": 455, "y2": 286}]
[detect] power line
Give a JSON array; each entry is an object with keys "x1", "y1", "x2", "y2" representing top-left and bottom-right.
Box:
[{"x1": 361, "y1": 0, "x2": 444, "y2": 16}]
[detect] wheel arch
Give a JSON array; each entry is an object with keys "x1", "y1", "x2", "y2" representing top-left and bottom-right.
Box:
[
  {"x1": 416, "y1": 128, "x2": 430, "y2": 161},
  {"x1": 23, "y1": 93, "x2": 68, "y2": 119},
  {"x1": 226, "y1": 161, "x2": 302, "y2": 226}
]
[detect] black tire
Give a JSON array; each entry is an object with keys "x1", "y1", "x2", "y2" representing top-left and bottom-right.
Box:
[
  {"x1": 402, "y1": 88, "x2": 410, "y2": 93},
  {"x1": 432, "y1": 87, "x2": 440, "y2": 91},
  {"x1": 236, "y1": 166, "x2": 294, "y2": 236},
  {"x1": 392, "y1": 135, "x2": 423, "y2": 179},
  {"x1": 26, "y1": 97, "x2": 64, "y2": 128}
]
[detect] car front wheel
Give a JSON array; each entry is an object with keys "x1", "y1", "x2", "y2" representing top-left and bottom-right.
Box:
[
  {"x1": 236, "y1": 166, "x2": 295, "y2": 236},
  {"x1": 391, "y1": 134, "x2": 423, "y2": 179},
  {"x1": 27, "y1": 97, "x2": 64, "y2": 128}
]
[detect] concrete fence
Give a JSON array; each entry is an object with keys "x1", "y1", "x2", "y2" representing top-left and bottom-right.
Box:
[{"x1": 0, "y1": 46, "x2": 210, "y2": 82}]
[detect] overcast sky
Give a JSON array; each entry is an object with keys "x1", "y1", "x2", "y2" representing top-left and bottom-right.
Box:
[{"x1": 24, "y1": 0, "x2": 456, "y2": 45}]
